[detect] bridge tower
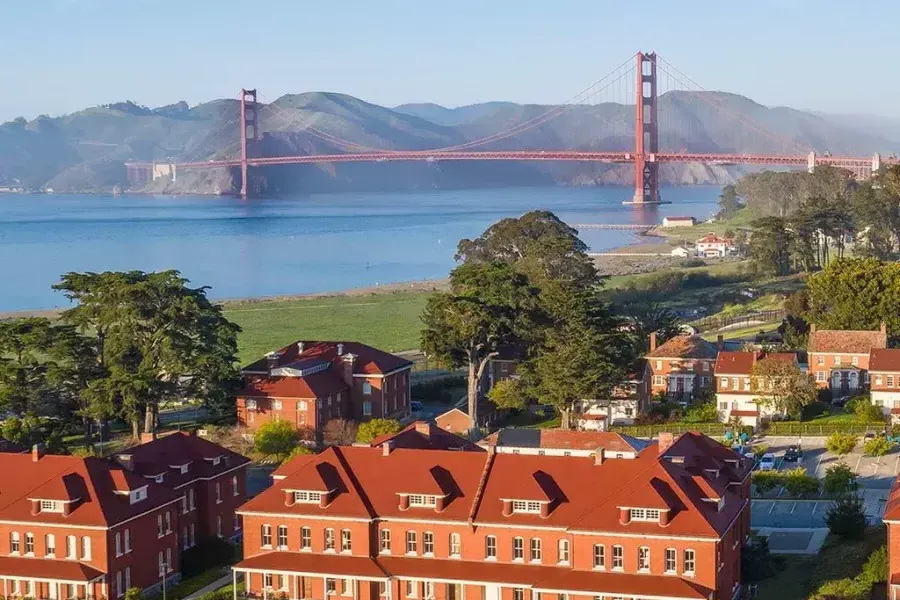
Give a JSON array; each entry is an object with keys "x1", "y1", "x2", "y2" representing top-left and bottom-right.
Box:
[
  {"x1": 239, "y1": 88, "x2": 259, "y2": 198},
  {"x1": 626, "y1": 51, "x2": 661, "y2": 205}
]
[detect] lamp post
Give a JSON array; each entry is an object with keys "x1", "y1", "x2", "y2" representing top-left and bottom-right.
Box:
[{"x1": 159, "y1": 561, "x2": 168, "y2": 600}]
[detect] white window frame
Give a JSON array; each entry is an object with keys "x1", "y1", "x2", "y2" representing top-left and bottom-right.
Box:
[{"x1": 512, "y1": 536, "x2": 525, "y2": 561}]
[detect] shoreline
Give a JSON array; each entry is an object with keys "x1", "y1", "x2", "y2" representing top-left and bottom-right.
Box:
[{"x1": 0, "y1": 278, "x2": 450, "y2": 320}]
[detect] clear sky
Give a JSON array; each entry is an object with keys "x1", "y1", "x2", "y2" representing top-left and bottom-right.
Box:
[{"x1": 2, "y1": 0, "x2": 898, "y2": 122}]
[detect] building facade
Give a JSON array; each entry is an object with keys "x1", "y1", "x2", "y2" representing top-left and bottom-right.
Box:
[
  {"x1": 370, "y1": 422, "x2": 482, "y2": 452},
  {"x1": 477, "y1": 430, "x2": 649, "y2": 459},
  {"x1": 714, "y1": 351, "x2": 800, "y2": 429},
  {"x1": 807, "y1": 324, "x2": 887, "y2": 393},
  {"x1": 233, "y1": 433, "x2": 751, "y2": 600},
  {"x1": 868, "y1": 349, "x2": 900, "y2": 421},
  {"x1": 694, "y1": 234, "x2": 731, "y2": 258},
  {"x1": 647, "y1": 334, "x2": 719, "y2": 402},
  {"x1": 237, "y1": 342, "x2": 413, "y2": 437},
  {"x1": 575, "y1": 361, "x2": 651, "y2": 430}
]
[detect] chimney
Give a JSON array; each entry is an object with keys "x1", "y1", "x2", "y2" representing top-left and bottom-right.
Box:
[
  {"x1": 337, "y1": 343, "x2": 344, "y2": 356},
  {"x1": 284, "y1": 490, "x2": 295, "y2": 507},
  {"x1": 342, "y1": 353, "x2": 357, "y2": 387},
  {"x1": 140, "y1": 431, "x2": 157, "y2": 444},
  {"x1": 501, "y1": 499, "x2": 513, "y2": 517},
  {"x1": 117, "y1": 454, "x2": 134, "y2": 471},
  {"x1": 414, "y1": 422, "x2": 431, "y2": 437},
  {"x1": 619, "y1": 507, "x2": 631, "y2": 525},
  {"x1": 717, "y1": 334, "x2": 724, "y2": 351},
  {"x1": 32, "y1": 443, "x2": 45, "y2": 462},
  {"x1": 594, "y1": 448, "x2": 606, "y2": 465},
  {"x1": 398, "y1": 494, "x2": 410, "y2": 511},
  {"x1": 31, "y1": 499, "x2": 41, "y2": 515},
  {"x1": 266, "y1": 351, "x2": 279, "y2": 371},
  {"x1": 434, "y1": 495, "x2": 446, "y2": 513},
  {"x1": 658, "y1": 432, "x2": 675, "y2": 455},
  {"x1": 319, "y1": 491, "x2": 333, "y2": 509},
  {"x1": 659, "y1": 509, "x2": 671, "y2": 527},
  {"x1": 382, "y1": 440, "x2": 394, "y2": 457},
  {"x1": 649, "y1": 332, "x2": 657, "y2": 352},
  {"x1": 881, "y1": 321, "x2": 888, "y2": 335},
  {"x1": 297, "y1": 341, "x2": 305, "y2": 354}
]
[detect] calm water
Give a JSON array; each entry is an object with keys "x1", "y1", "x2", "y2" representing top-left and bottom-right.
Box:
[{"x1": 0, "y1": 186, "x2": 720, "y2": 311}]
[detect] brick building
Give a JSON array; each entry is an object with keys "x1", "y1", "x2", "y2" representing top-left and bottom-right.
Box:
[
  {"x1": 575, "y1": 360, "x2": 651, "y2": 430},
  {"x1": 237, "y1": 342, "x2": 413, "y2": 437},
  {"x1": 113, "y1": 432, "x2": 250, "y2": 544},
  {"x1": 714, "y1": 351, "x2": 800, "y2": 428},
  {"x1": 477, "y1": 429, "x2": 648, "y2": 459},
  {"x1": 369, "y1": 421, "x2": 482, "y2": 452},
  {"x1": 807, "y1": 324, "x2": 887, "y2": 393},
  {"x1": 884, "y1": 479, "x2": 900, "y2": 599},
  {"x1": 868, "y1": 349, "x2": 900, "y2": 421},
  {"x1": 647, "y1": 334, "x2": 719, "y2": 402},
  {"x1": 0, "y1": 446, "x2": 183, "y2": 600},
  {"x1": 232, "y1": 432, "x2": 751, "y2": 600}
]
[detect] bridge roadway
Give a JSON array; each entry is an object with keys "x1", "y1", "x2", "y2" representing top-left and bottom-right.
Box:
[{"x1": 167, "y1": 151, "x2": 898, "y2": 170}]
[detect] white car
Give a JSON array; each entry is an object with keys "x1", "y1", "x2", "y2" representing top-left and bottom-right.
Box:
[{"x1": 758, "y1": 453, "x2": 777, "y2": 471}]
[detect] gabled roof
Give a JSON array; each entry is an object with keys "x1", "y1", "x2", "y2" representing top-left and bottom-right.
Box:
[
  {"x1": 0, "y1": 556, "x2": 105, "y2": 582},
  {"x1": 696, "y1": 233, "x2": 730, "y2": 244},
  {"x1": 870, "y1": 349, "x2": 900, "y2": 372},
  {"x1": 117, "y1": 432, "x2": 250, "y2": 489},
  {"x1": 808, "y1": 326, "x2": 887, "y2": 354},
  {"x1": 243, "y1": 341, "x2": 412, "y2": 375},
  {"x1": 478, "y1": 429, "x2": 648, "y2": 454},
  {"x1": 0, "y1": 454, "x2": 180, "y2": 527},
  {"x1": 647, "y1": 335, "x2": 719, "y2": 359},
  {"x1": 714, "y1": 351, "x2": 797, "y2": 375},
  {"x1": 370, "y1": 421, "x2": 483, "y2": 452},
  {"x1": 238, "y1": 372, "x2": 349, "y2": 400}
]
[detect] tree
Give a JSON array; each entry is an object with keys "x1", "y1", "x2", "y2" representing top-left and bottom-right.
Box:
[
  {"x1": 53, "y1": 270, "x2": 242, "y2": 438},
  {"x1": 253, "y1": 420, "x2": 300, "y2": 459},
  {"x1": 323, "y1": 419, "x2": 359, "y2": 446},
  {"x1": 825, "y1": 492, "x2": 867, "y2": 540},
  {"x1": 806, "y1": 258, "x2": 900, "y2": 333},
  {"x1": 717, "y1": 185, "x2": 743, "y2": 219},
  {"x1": 287, "y1": 445, "x2": 315, "y2": 459},
  {"x1": 863, "y1": 436, "x2": 892, "y2": 458},
  {"x1": 748, "y1": 216, "x2": 794, "y2": 276},
  {"x1": 616, "y1": 294, "x2": 682, "y2": 354},
  {"x1": 682, "y1": 401, "x2": 719, "y2": 423},
  {"x1": 848, "y1": 396, "x2": 885, "y2": 424},
  {"x1": 741, "y1": 537, "x2": 783, "y2": 583},
  {"x1": 421, "y1": 262, "x2": 540, "y2": 429},
  {"x1": 750, "y1": 357, "x2": 816, "y2": 419},
  {"x1": 487, "y1": 378, "x2": 527, "y2": 411},
  {"x1": 823, "y1": 463, "x2": 858, "y2": 495},
  {"x1": 123, "y1": 588, "x2": 146, "y2": 600},
  {"x1": 752, "y1": 471, "x2": 781, "y2": 494},
  {"x1": 852, "y1": 166, "x2": 900, "y2": 258},
  {"x1": 0, "y1": 318, "x2": 64, "y2": 416},
  {"x1": 826, "y1": 432, "x2": 858, "y2": 456},
  {"x1": 356, "y1": 418, "x2": 402, "y2": 444},
  {"x1": 782, "y1": 467, "x2": 820, "y2": 497}
]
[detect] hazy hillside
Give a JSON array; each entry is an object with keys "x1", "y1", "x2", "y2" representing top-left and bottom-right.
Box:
[{"x1": 1, "y1": 90, "x2": 897, "y2": 195}]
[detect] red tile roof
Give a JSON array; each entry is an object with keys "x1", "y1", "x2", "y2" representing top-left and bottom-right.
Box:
[
  {"x1": 435, "y1": 408, "x2": 474, "y2": 433},
  {"x1": 808, "y1": 327, "x2": 887, "y2": 354},
  {"x1": 0, "y1": 454, "x2": 180, "y2": 528},
  {"x1": 370, "y1": 421, "x2": 482, "y2": 452},
  {"x1": 714, "y1": 351, "x2": 797, "y2": 375},
  {"x1": 696, "y1": 233, "x2": 729, "y2": 244},
  {"x1": 243, "y1": 341, "x2": 412, "y2": 376},
  {"x1": 478, "y1": 429, "x2": 647, "y2": 454},
  {"x1": 533, "y1": 568, "x2": 711, "y2": 599},
  {"x1": 647, "y1": 335, "x2": 719, "y2": 359},
  {"x1": 238, "y1": 372, "x2": 348, "y2": 400},
  {"x1": 0, "y1": 556, "x2": 105, "y2": 582},
  {"x1": 730, "y1": 410, "x2": 760, "y2": 417},
  {"x1": 248, "y1": 438, "x2": 747, "y2": 540},
  {"x1": 116, "y1": 431, "x2": 250, "y2": 488},
  {"x1": 870, "y1": 349, "x2": 900, "y2": 372}
]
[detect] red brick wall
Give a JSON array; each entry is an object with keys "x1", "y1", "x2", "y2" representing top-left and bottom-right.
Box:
[
  {"x1": 193, "y1": 467, "x2": 248, "y2": 541},
  {"x1": 809, "y1": 352, "x2": 871, "y2": 388},
  {"x1": 890, "y1": 523, "x2": 900, "y2": 582},
  {"x1": 347, "y1": 370, "x2": 411, "y2": 422},
  {"x1": 648, "y1": 358, "x2": 715, "y2": 395}
]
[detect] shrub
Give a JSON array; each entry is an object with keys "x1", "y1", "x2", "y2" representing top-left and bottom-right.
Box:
[
  {"x1": 863, "y1": 436, "x2": 893, "y2": 457},
  {"x1": 826, "y1": 432, "x2": 858, "y2": 455},
  {"x1": 823, "y1": 463, "x2": 858, "y2": 495},
  {"x1": 679, "y1": 258, "x2": 706, "y2": 268},
  {"x1": 682, "y1": 401, "x2": 719, "y2": 423},
  {"x1": 859, "y1": 545, "x2": 888, "y2": 585},
  {"x1": 287, "y1": 445, "x2": 314, "y2": 459},
  {"x1": 752, "y1": 470, "x2": 782, "y2": 494},
  {"x1": 180, "y1": 537, "x2": 237, "y2": 577},
  {"x1": 253, "y1": 420, "x2": 300, "y2": 459},
  {"x1": 849, "y1": 395, "x2": 885, "y2": 424},
  {"x1": 825, "y1": 493, "x2": 868, "y2": 540},
  {"x1": 356, "y1": 419, "x2": 403, "y2": 444},
  {"x1": 741, "y1": 537, "x2": 784, "y2": 582},
  {"x1": 752, "y1": 444, "x2": 769, "y2": 458},
  {"x1": 124, "y1": 588, "x2": 145, "y2": 600},
  {"x1": 323, "y1": 419, "x2": 359, "y2": 446},
  {"x1": 810, "y1": 577, "x2": 869, "y2": 600},
  {"x1": 781, "y1": 467, "x2": 820, "y2": 497}
]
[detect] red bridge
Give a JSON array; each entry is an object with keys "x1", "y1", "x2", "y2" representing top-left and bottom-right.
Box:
[{"x1": 127, "y1": 52, "x2": 898, "y2": 202}]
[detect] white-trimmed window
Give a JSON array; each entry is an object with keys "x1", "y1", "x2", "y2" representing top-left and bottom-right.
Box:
[
  {"x1": 630, "y1": 508, "x2": 661, "y2": 521},
  {"x1": 124, "y1": 529, "x2": 131, "y2": 553},
  {"x1": 665, "y1": 548, "x2": 677, "y2": 573},
  {"x1": 511, "y1": 500, "x2": 542, "y2": 514},
  {"x1": 40, "y1": 499, "x2": 64, "y2": 513},
  {"x1": 513, "y1": 589, "x2": 525, "y2": 600},
  {"x1": 721, "y1": 377, "x2": 729, "y2": 389},
  {"x1": 215, "y1": 482, "x2": 222, "y2": 504},
  {"x1": 558, "y1": 539, "x2": 570, "y2": 565},
  {"x1": 485, "y1": 535, "x2": 497, "y2": 559},
  {"x1": 406, "y1": 530, "x2": 417, "y2": 554},
  {"x1": 165, "y1": 547, "x2": 172, "y2": 573},
  {"x1": 9, "y1": 532, "x2": 19, "y2": 554},
  {"x1": 189, "y1": 488, "x2": 196, "y2": 510},
  {"x1": 405, "y1": 580, "x2": 416, "y2": 598},
  {"x1": 341, "y1": 529, "x2": 352, "y2": 553},
  {"x1": 612, "y1": 545, "x2": 623, "y2": 570},
  {"x1": 889, "y1": 376, "x2": 896, "y2": 387},
  {"x1": 423, "y1": 582, "x2": 434, "y2": 600},
  {"x1": 293, "y1": 490, "x2": 323, "y2": 504},
  {"x1": 232, "y1": 475, "x2": 239, "y2": 497},
  {"x1": 300, "y1": 527, "x2": 311, "y2": 550},
  {"x1": 325, "y1": 528, "x2": 335, "y2": 551},
  {"x1": 408, "y1": 494, "x2": 437, "y2": 507},
  {"x1": 81, "y1": 536, "x2": 91, "y2": 560},
  {"x1": 272, "y1": 400, "x2": 283, "y2": 410},
  {"x1": 165, "y1": 511, "x2": 172, "y2": 533},
  {"x1": 66, "y1": 535, "x2": 76, "y2": 559},
  {"x1": 115, "y1": 532, "x2": 122, "y2": 556},
  {"x1": 125, "y1": 566, "x2": 131, "y2": 592},
  {"x1": 363, "y1": 382, "x2": 373, "y2": 395},
  {"x1": 449, "y1": 533, "x2": 461, "y2": 557},
  {"x1": 325, "y1": 579, "x2": 336, "y2": 596},
  {"x1": 593, "y1": 544, "x2": 605, "y2": 569},
  {"x1": 277, "y1": 525, "x2": 288, "y2": 549},
  {"x1": 684, "y1": 549, "x2": 696, "y2": 574},
  {"x1": 380, "y1": 529, "x2": 391, "y2": 553},
  {"x1": 852, "y1": 356, "x2": 859, "y2": 366},
  {"x1": 423, "y1": 532, "x2": 434, "y2": 555},
  {"x1": 183, "y1": 527, "x2": 189, "y2": 550},
  {"x1": 261, "y1": 524, "x2": 272, "y2": 548},
  {"x1": 45, "y1": 533, "x2": 55, "y2": 557},
  {"x1": 638, "y1": 546, "x2": 650, "y2": 571},
  {"x1": 512, "y1": 537, "x2": 525, "y2": 561},
  {"x1": 24, "y1": 533, "x2": 34, "y2": 555},
  {"x1": 530, "y1": 538, "x2": 542, "y2": 562},
  {"x1": 157, "y1": 515, "x2": 164, "y2": 537},
  {"x1": 876, "y1": 375, "x2": 883, "y2": 385},
  {"x1": 116, "y1": 571, "x2": 123, "y2": 598},
  {"x1": 264, "y1": 573, "x2": 274, "y2": 589}
]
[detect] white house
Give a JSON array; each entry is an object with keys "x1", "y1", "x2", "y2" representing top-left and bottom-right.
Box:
[
  {"x1": 695, "y1": 232, "x2": 732, "y2": 257},
  {"x1": 869, "y1": 349, "x2": 900, "y2": 422},
  {"x1": 715, "y1": 350, "x2": 800, "y2": 429},
  {"x1": 662, "y1": 216, "x2": 696, "y2": 227},
  {"x1": 670, "y1": 246, "x2": 691, "y2": 258}
]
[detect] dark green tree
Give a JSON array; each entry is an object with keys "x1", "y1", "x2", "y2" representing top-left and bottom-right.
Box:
[
  {"x1": 716, "y1": 184, "x2": 743, "y2": 219},
  {"x1": 748, "y1": 216, "x2": 794, "y2": 276},
  {"x1": 356, "y1": 418, "x2": 402, "y2": 443},
  {"x1": 825, "y1": 492, "x2": 867, "y2": 540},
  {"x1": 806, "y1": 258, "x2": 900, "y2": 333}
]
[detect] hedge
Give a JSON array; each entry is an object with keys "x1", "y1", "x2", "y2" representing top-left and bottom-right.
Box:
[
  {"x1": 766, "y1": 422, "x2": 885, "y2": 436},
  {"x1": 610, "y1": 423, "x2": 729, "y2": 437}
]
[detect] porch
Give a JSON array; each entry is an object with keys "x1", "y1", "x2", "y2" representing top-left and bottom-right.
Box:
[{"x1": 0, "y1": 556, "x2": 105, "y2": 600}]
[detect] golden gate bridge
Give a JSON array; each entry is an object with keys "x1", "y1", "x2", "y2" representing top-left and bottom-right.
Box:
[{"x1": 125, "y1": 52, "x2": 898, "y2": 202}]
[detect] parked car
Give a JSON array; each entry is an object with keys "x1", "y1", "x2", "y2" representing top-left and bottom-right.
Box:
[
  {"x1": 758, "y1": 453, "x2": 777, "y2": 471},
  {"x1": 410, "y1": 400, "x2": 424, "y2": 413},
  {"x1": 742, "y1": 447, "x2": 756, "y2": 460},
  {"x1": 783, "y1": 445, "x2": 802, "y2": 462}
]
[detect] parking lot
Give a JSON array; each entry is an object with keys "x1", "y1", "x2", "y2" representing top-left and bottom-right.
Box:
[{"x1": 749, "y1": 436, "x2": 894, "y2": 529}]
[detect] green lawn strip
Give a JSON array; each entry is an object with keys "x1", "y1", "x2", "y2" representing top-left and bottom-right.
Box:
[
  {"x1": 754, "y1": 527, "x2": 886, "y2": 600},
  {"x1": 152, "y1": 566, "x2": 229, "y2": 600},
  {"x1": 223, "y1": 291, "x2": 433, "y2": 364}
]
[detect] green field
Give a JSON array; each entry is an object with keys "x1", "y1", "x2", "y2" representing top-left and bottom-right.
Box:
[{"x1": 224, "y1": 292, "x2": 433, "y2": 364}]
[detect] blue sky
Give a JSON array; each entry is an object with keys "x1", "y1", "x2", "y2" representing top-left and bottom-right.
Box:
[{"x1": 2, "y1": 0, "x2": 897, "y2": 121}]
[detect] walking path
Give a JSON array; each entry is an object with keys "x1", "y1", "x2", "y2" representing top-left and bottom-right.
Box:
[{"x1": 183, "y1": 574, "x2": 233, "y2": 600}]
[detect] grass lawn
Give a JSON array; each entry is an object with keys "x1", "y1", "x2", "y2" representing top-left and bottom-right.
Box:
[
  {"x1": 223, "y1": 291, "x2": 433, "y2": 364},
  {"x1": 754, "y1": 527, "x2": 886, "y2": 600},
  {"x1": 701, "y1": 321, "x2": 781, "y2": 341}
]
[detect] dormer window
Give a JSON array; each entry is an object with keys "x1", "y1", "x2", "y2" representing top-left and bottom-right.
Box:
[
  {"x1": 409, "y1": 495, "x2": 437, "y2": 508},
  {"x1": 129, "y1": 486, "x2": 148, "y2": 505},
  {"x1": 512, "y1": 500, "x2": 543, "y2": 514},
  {"x1": 180, "y1": 465, "x2": 189, "y2": 475},
  {"x1": 293, "y1": 491, "x2": 323, "y2": 504},
  {"x1": 155, "y1": 474, "x2": 164, "y2": 484},
  {"x1": 629, "y1": 508, "x2": 661, "y2": 522},
  {"x1": 40, "y1": 500, "x2": 64, "y2": 513}
]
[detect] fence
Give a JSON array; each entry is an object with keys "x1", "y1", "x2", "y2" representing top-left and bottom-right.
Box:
[
  {"x1": 765, "y1": 421, "x2": 887, "y2": 436},
  {"x1": 609, "y1": 422, "x2": 729, "y2": 437},
  {"x1": 691, "y1": 309, "x2": 786, "y2": 333}
]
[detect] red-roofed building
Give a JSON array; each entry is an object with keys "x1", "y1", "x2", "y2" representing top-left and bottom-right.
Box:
[
  {"x1": 370, "y1": 421, "x2": 483, "y2": 452},
  {"x1": 868, "y1": 349, "x2": 900, "y2": 421},
  {"x1": 714, "y1": 351, "x2": 800, "y2": 428},
  {"x1": 575, "y1": 360, "x2": 651, "y2": 430},
  {"x1": 695, "y1": 233, "x2": 732, "y2": 258},
  {"x1": 478, "y1": 429, "x2": 649, "y2": 459},
  {"x1": 233, "y1": 433, "x2": 751, "y2": 600},
  {"x1": 807, "y1": 324, "x2": 887, "y2": 393},
  {"x1": 113, "y1": 432, "x2": 250, "y2": 545},
  {"x1": 647, "y1": 334, "x2": 720, "y2": 401},
  {"x1": 237, "y1": 341, "x2": 413, "y2": 437},
  {"x1": 0, "y1": 446, "x2": 183, "y2": 600}
]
